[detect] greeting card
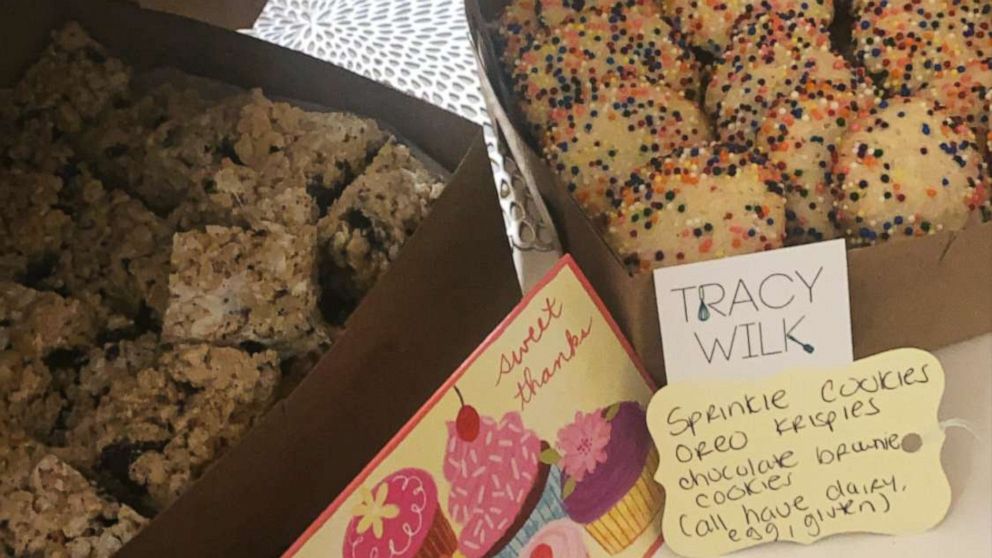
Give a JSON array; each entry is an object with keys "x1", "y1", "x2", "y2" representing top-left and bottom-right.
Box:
[{"x1": 286, "y1": 256, "x2": 663, "y2": 557}]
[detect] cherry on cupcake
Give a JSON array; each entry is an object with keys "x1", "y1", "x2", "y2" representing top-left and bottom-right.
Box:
[
  {"x1": 453, "y1": 386, "x2": 480, "y2": 442},
  {"x1": 530, "y1": 543, "x2": 554, "y2": 558}
]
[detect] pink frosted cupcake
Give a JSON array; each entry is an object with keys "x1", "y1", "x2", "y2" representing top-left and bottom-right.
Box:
[
  {"x1": 443, "y1": 391, "x2": 565, "y2": 557},
  {"x1": 550, "y1": 401, "x2": 664, "y2": 554},
  {"x1": 342, "y1": 468, "x2": 457, "y2": 558},
  {"x1": 519, "y1": 520, "x2": 589, "y2": 558}
]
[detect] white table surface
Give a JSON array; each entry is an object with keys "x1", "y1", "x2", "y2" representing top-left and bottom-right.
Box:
[{"x1": 245, "y1": 4, "x2": 992, "y2": 556}]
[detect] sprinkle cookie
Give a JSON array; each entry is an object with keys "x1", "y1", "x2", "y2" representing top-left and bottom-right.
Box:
[
  {"x1": 833, "y1": 96, "x2": 990, "y2": 246},
  {"x1": 498, "y1": 0, "x2": 542, "y2": 65},
  {"x1": 921, "y1": 57, "x2": 992, "y2": 132},
  {"x1": 757, "y1": 81, "x2": 878, "y2": 244},
  {"x1": 544, "y1": 81, "x2": 712, "y2": 218},
  {"x1": 666, "y1": 0, "x2": 835, "y2": 55},
  {"x1": 603, "y1": 144, "x2": 787, "y2": 272},
  {"x1": 853, "y1": 0, "x2": 990, "y2": 96},
  {"x1": 513, "y1": 6, "x2": 701, "y2": 134},
  {"x1": 537, "y1": 0, "x2": 658, "y2": 28},
  {"x1": 706, "y1": 12, "x2": 846, "y2": 146},
  {"x1": 985, "y1": 87, "x2": 992, "y2": 162}
]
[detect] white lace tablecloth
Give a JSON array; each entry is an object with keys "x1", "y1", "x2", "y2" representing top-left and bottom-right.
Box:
[{"x1": 248, "y1": 0, "x2": 561, "y2": 290}]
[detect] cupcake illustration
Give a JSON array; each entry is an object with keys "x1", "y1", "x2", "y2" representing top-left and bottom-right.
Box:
[
  {"x1": 519, "y1": 519, "x2": 589, "y2": 558},
  {"x1": 342, "y1": 467, "x2": 457, "y2": 558},
  {"x1": 547, "y1": 401, "x2": 664, "y2": 554},
  {"x1": 443, "y1": 388, "x2": 566, "y2": 557}
]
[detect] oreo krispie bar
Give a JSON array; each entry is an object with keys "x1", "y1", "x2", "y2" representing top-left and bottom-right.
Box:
[
  {"x1": 0, "y1": 429, "x2": 146, "y2": 556},
  {"x1": 0, "y1": 282, "x2": 101, "y2": 440},
  {"x1": 232, "y1": 90, "x2": 389, "y2": 203},
  {"x1": 167, "y1": 158, "x2": 316, "y2": 232},
  {"x1": 167, "y1": 90, "x2": 388, "y2": 229},
  {"x1": 0, "y1": 22, "x2": 129, "y2": 173},
  {"x1": 65, "y1": 344, "x2": 280, "y2": 511},
  {"x1": 78, "y1": 82, "x2": 213, "y2": 211},
  {"x1": 0, "y1": 171, "x2": 72, "y2": 283},
  {"x1": 163, "y1": 225, "x2": 331, "y2": 355},
  {"x1": 45, "y1": 172, "x2": 173, "y2": 322},
  {"x1": 60, "y1": 334, "x2": 161, "y2": 443},
  {"x1": 318, "y1": 139, "x2": 444, "y2": 309},
  {"x1": 85, "y1": 87, "x2": 388, "y2": 222}
]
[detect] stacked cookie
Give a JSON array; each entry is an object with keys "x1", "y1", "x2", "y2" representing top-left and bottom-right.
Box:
[
  {"x1": 505, "y1": 0, "x2": 712, "y2": 222},
  {"x1": 497, "y1": 0, "x2": 991, "y2": 271},
  {"x1": 0, "y1": 22, "x2": 445, "y2": 551}
]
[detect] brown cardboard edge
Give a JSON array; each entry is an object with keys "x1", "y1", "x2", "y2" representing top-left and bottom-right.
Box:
[
  {"x1": 119, "y1": 133, "x2": 520, "y2": 558},
  {"x1": 137, "y1": 0, "x2": 267, "y2": 30},
  {"x1": 847, "y1": 223, "x2": 992, "y2": 356},
  {"x1": 466, "y1": 0, "x2": 992, "y2": 386}
]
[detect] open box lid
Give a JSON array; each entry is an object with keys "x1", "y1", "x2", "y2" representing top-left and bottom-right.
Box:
[{"x1": 137, "y1": 0, "x2": 267, "y2": 30}]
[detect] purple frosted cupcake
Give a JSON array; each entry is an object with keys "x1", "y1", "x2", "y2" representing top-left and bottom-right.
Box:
[{"x1": 550, "y1": 401, "x2": 664, "y2": 554}]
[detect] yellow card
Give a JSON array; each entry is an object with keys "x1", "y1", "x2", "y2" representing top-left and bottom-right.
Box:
[
  {"x1": 287, "y1": 256, "x2": 663, "y2": 558},
  {"x1": 646, "y1": 348, "x2": 950, "y2": 558}
]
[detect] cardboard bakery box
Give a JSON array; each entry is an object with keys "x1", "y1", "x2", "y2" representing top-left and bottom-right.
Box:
[
  {"x1": 4, "y1": 0, "x2": 521, "y2": 555},
  {"x1": 136, "y1": 0, "x2": 268, "y2": 30},
  {"x1": 465, "y1": 0, "x2": 992, "y2": 385}
]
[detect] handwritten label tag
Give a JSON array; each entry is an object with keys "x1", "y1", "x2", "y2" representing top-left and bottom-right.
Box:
[
  {"x1": 653, "y1": 240, "x2": 853, "y2": 382},
  {"x1": 646, "y1": 348, "x2": 950, "y2": 558},
  {"x1": 288, "y1": 256, "x2": 663, "y2": 558}
]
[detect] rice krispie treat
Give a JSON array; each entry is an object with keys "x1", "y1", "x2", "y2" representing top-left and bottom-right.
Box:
[
  {"x1": 853, "y1": 0, "x2": 990, "y2": 97},
  {"x1": 604, "y1": 145, "x2": 788, "y2": 272},
  {"x1": 66, "y1": 344, "x2": 280, "y2": 511},
  {"x1": 0, "y1": 355, "x2": 62, "y2": 444},
  {"x1": 144, "y1": 89, "x2": 387, "y2": 217},
  {"x1": 88, "y1": 87, "x2": 327, "y2": 229},
  {"x1": 706, "y1": 12, "x2": 848, "y2": 146},
  {"x1": 513, "y1": 6, "x2": 701, "y2": 135},
  {"x1": 757, "y1": 81, "x2": 878, "y2": 243},
  {"x1": 163, "y1": 224, "x2": 330, "y2": 354},
  {"x1": 0, "y1": 430, "x2": 146, "y2": 557},
  {"x1": 0, "y1": 171, "x2": 72, "y2": 283},
  {"x1": 498, "y1": 0, "x2": 541, "y2": 65},
  {"x1": 60, "y1": 334, "x2": 161, "y2": 443},
  {"x1": 834, "y1": 97, "x2": 990, "y2": 246},
  {"x1": 167, "y1": 158, "x2": 316, "y2": 231},
  {"x1": 78, "y1": 82, "x2": 212, "y2": 203},
  {"x1": 10, "y1": 22, "x2": 130, "y2": 135},
  {"x1": 135, "y1": 92, "x2": 251, "y2": 213},
  {"x1": 536, "y1": 0, "x2": 658, "y2": 27},
  {"x1": 544, "y1": 81, "x2": 712, "y2": 217},
  {"x1": 47, "y1": 173, "x2": 173, "y2": 321},
  {"x1": 0, "y1": 99, "x2": 76, "y2": 175},
  {"x1": 231, "y1": 90, "x2": 388, "y2": 211},
  {"x1": 1, "y1": 23, "x2": 130, "y2": 174},
  {"x1": 364, "y1": 138, "x2": 438, "y2": 179},
  {"x1": 0, "y1": 281, "x2": 101, "y2": 440},
  {"x1": 666, "y1": 0, "x2": 835, "y2": 55},
  {"x1": 318, "y1": 150, "x2": 446, "y2": 308},
  {"x1": 0, "y1": 282, "x2": 100, "y2": 358}
]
